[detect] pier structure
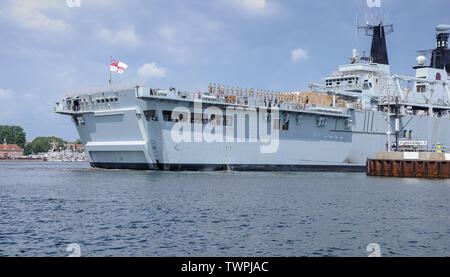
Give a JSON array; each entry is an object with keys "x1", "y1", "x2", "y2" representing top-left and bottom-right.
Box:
[{"x1": 367, "y1": 152, "x2": 450, "y2": 178}]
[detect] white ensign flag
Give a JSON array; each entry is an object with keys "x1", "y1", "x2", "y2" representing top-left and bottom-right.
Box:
[{"x1": 110, "y1": 59, "x2": 128, "y2": 74}]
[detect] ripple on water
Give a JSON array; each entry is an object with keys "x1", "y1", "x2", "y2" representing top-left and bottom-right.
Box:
[{"x1": 1, "y1": 162, "x2": 450, "y2": 256}]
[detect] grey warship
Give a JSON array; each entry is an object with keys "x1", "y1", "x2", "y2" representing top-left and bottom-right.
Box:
[{"x1": 55, "y1": 23, "x2": 450, "y2": 171}]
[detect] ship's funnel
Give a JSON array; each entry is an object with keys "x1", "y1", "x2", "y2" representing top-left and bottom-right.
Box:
[
  {"x1": 371, "y1": 24, "x2": 390, "y2": 65},
  {"x1": 436, "y1": 24, "x2": 450, "y2": 33},
  {"x1": 358, "y1": 22, "x2": 393, "y2": 65},
  {"x1": 431, "y1": 25, "x2": 450, "y2": 73}
]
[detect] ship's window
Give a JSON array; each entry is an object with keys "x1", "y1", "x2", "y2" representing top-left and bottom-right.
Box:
[
  {"x1": 207, "y1": 114, "x2": 215, "y2": 122},
  {"x1": 144, "y1": 110, "x2": 158, "y2": 121},
  {"x1": 417, "y1": 84, "x2": 426, "y2": 93},
  {"x1": 200, "y1": 114, "x2": 208, "y2": 124},
  {"x1": 163, "y1": 110, "x2": 172, "y2": 121},
  {"x1": 191, "y1": 113, "x2": 203, "y2": 124},
  {"x1": 316, "y1": 116, "x2": 327, "y2": 127},
  {"x1": 73, "y1": 116, "x2": 79, "y2": 126},
  {"x1": 173, "y1": 112, "x2": 188, "y2": 123},
  {"x1": 282, "y1": 120, "x2": 290, "y2": 131},
  {"x1": 204, "y1": 114, "x2": 223, "y2": 125},
  {"x1": 73, "y1": 116, "x2": 85, "y2": 126},
  {"x1": 223, "y1": 116, "x2": 233, "y2": 126}
]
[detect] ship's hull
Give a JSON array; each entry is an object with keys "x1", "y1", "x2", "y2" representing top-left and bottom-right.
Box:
[
  {"x1": 70, "y1": 89, "x2": 450, "y2": 172},
  {"x1": 90, "y1": 162, "x2": 366, "y2": 172}
]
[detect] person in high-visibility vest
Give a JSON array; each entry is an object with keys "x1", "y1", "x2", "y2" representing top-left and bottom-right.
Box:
[{"x1": 436, "y1": 143, "x2": 443, "y2": 153}]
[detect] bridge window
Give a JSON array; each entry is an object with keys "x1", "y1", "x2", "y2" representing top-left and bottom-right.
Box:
[
  {"x1": 172, "y1": 112, "x2": 189, "y2": 122},
  {"x1": 162, "y1": 111, "x2": 172, "y2": 121},
  {"x1": 144, "y1": 110, "x2": 158, "y2": 121},
  {"x1": 417, "y1": 84, "x2": 426, "y2": 93}
]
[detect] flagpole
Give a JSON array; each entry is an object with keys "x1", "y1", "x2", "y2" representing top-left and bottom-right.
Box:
[{"x1": 109, "y1": 56, "x2": 112, "y2": 86}]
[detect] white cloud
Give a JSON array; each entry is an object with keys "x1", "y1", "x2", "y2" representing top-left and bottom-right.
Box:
[
  {"x1": 239, "y1": 0, "x2": 268, "y2": 11},
  {"x1": 156, "y1": 25, "x2": 192, "y2": 60},
  {"x1": 155, "y1": 13, "x2": 225, "y2": 64},
  {"x1": 0, "y1": 88, "x2": 12, "y2": 98},
  {"x1": 2, "y1": 0, "x2": 68, "y2": 32},
  {"x1": 23, "y1": 93, "x2": 36, "y2": 99},
  {"x1": 86, "y1": 0, "x2": 121, "y2": 7},
  {"x1": 291, "y1": 48, "x2": 309, "y2": 62},
  {"x1": 138, "y1": 63, "x2": 167, "y2": 79},
  {"x1": 96, "y1": 26, "x2": 141, "y2": 47},
  {"x1": 227, "y1": 0, "x2": 273, "y2": 15}
]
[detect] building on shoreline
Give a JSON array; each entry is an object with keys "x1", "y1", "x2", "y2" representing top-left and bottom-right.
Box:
[{"x1": 0, "y1": 140, "x2": 24, "y2": 159}]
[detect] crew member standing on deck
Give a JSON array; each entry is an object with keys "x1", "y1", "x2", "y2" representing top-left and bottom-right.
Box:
[{"x1": 436, "y1": 143, "x2": 443, "y2": 153}]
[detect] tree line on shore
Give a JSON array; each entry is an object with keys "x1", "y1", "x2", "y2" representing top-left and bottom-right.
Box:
[{"x1": 0, "y1": 125, "x2": 79, "y2": 155}]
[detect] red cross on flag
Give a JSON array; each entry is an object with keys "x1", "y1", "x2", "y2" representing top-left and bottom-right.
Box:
[{"x1": 110, "y1": 59, "x2": 128, "y2": 74}]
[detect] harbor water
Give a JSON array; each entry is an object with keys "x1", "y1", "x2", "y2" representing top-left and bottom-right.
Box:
[{"x1": 0, "y1": 162, "x2": 449, "y2": 257}]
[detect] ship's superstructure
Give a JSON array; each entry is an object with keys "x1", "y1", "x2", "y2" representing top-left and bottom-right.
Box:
[{"x1": 55, "y1": 23, "x2": 450, "y2": 171}]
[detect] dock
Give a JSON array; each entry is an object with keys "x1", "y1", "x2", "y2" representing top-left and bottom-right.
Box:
[{"x1": 367, "y1": 152, "x2": 450, "y2": 178}]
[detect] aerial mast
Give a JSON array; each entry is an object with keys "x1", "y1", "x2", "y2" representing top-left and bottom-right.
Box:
[{"x1": 358, "y1": 20, "x2": 393, "y2": 65}]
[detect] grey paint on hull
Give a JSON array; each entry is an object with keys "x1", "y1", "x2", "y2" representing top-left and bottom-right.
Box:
[{"x1": 70, "y1": 91, "x2": 450, "y2": 171}]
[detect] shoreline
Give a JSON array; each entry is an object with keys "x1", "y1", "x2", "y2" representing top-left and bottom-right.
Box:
[{"x1": 0, "y1": 158, "x2": 47, "y2": 162}]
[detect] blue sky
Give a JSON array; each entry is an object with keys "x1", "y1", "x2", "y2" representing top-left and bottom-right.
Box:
[{"x1": 0, "y1": 0, "x2": 448, "y2": 141}]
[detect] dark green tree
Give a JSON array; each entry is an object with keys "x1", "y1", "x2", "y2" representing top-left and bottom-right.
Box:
[
  {"x1": 0, "y1": 125, "x2": 26, "y2": 148},
  {"x1": 24, "y1": 137, "x2": 66, "y2": 155}
]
